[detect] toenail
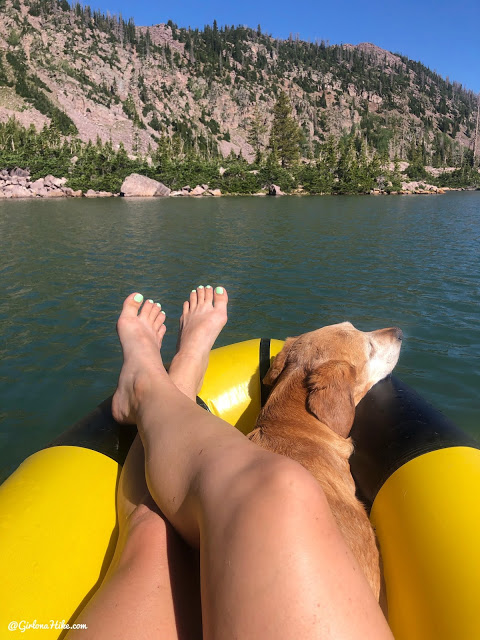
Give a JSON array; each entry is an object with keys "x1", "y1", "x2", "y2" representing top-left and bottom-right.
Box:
[
  {"x1": 206, "y1": 285, "x2": 212, "y2": 289},
  {"x1": 161, "y1": 310, "x2": 166, "y2": 315},
  {"x1": 133, "y1": 293, "x2": 144, "y2": 303},
  {"x1": 215, "y1": 287, "x2": 224, "y2": 294},
  {"x1": 198, "y1": 285, "x2": 204, "y2": 289},
  {"x1": 191, "y1": 289, "x2": 196, "y2": 293},
  {"x1": 147, "y1": 299, "x2": 153, "y2": 303},
  {"x1": 156, "y1": 303, "x2": 161, "y2": 308}
]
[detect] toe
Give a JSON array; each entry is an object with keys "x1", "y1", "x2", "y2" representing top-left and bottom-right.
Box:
[
  {"x1": 205, "y1": 285, "x2": 213, "y2": 304},
  {"x1": 157, "y1": 322, "x2": 166, "y2": 343},
  {"x1": 140, "y1": 298, "x2": 155, "y2": 319},
  {"x1": 150, "y1": 302, "x2": 162, "y2": 323},
  {"x1": 154, "y1": 310, "x2": 166, "y2": 333},
  {"x1": 213, "y1": 286, "x2": 228, "y2": 310},
  {"x1": 189, "y1": 289, "x2": 197, "y2": 311},
  {"x1": 183, "y1": 300, "x2": 190, "y2": 317},
  {"x1": 121, "y1": 292, "x2": 144, "y2": 318},
  {"x1": 197, "y1": 285, "x2": 205, "y2": 304}
]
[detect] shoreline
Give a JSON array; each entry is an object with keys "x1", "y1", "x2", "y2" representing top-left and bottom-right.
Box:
[{"x1": 0, "y1": 169, "x2": 478, "y2": 199}]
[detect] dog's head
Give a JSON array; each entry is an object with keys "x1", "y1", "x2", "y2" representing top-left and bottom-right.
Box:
[{"x1": 264, "y1": 322, "x2": 403, "y2": 437}]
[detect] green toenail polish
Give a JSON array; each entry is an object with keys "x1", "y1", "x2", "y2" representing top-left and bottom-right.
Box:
[
  {"x1": 156, "y1": 303, "x2": 161, "y2": 308},
  {"x1": 206, "y1": 285, "x2": 212, "y2": 289},
  {"x1": 147, "y1": 299, "x2": 153, "y2": 303},
  {"x1": 215, "y1": 287, "x2": 224, "y2": 294},
  {"x1": 198, "y1": 285, "x2": 204, "y2": 289},
  {"x1": 161, "y1": 310, "x2": 166, "y2": 315},
  {"x1": 191, "y1": 289, "x2": 196, "y2": 293},
  {"x1": 133, "y1": 293, "x2": 143, "y2": 303}
]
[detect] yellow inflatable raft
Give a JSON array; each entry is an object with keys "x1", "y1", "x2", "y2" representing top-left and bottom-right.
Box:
[{"x1": 0, "y1": 339, "x2": 479, "y2": 639}]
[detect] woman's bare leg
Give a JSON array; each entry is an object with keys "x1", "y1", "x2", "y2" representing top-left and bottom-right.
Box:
[
  {"x1": 110, "y1": 289, "x2": 394, "y2": 640},
  {"x1": 67, "y1": 300, "x2": 201, "y2": 640}
]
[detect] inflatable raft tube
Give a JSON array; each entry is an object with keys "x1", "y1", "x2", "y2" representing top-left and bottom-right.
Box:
[{"x1": 0, "y1": 338, "x2": 479, "y2": 639}]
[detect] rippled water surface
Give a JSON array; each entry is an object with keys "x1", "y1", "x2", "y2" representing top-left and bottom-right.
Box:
[{"x1": 1, "y1": 193, "x2": 479, "y2": 480}]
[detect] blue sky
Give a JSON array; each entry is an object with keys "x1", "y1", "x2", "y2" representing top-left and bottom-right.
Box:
[{"x1": 92, "y1": 0, "x2": 479, "y2": 94}]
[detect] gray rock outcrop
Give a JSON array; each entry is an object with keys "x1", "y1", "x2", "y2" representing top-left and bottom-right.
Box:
[
  {"x1": 0, "y1": 169, "x2": 83, "y2": 197},
  {"x1": 120, "y1": 173, "x2": 171, "y2": 197}
]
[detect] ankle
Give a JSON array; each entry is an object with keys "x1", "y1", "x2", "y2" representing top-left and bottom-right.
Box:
[
  {"x1": 171, "y1": 349, "x2": 205, "y2": 365},
  {"x1": 131, "y1": 364, "x2": 167, "y2": 404}
]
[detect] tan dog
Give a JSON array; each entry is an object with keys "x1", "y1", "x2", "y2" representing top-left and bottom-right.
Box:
[{"x1": 248, "y1": 322, "x2": 403, "y2": 599}]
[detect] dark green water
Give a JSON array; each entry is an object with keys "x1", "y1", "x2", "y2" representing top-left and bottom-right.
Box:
[{"x1": 1, "y1": 193, "x2": 479, "y2": 481}]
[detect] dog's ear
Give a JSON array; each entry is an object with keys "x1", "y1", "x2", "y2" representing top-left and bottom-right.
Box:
[
  {"x1": 263, "y1": 337, "x2": 297, "y2": 386},
  {"x1": 306, "y1": 361, "x2": 356, "y2": 437}
]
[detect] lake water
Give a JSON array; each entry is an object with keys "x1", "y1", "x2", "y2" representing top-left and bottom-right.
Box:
[{"x1": 1, "y1": 193, "x2": 479, "y2": 481}]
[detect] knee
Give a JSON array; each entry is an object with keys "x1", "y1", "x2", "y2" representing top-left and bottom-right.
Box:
[
  {"x1": 248, "y1": 454, "x2": 328, "y2": 505},
  {"x1": 225, "y1": 452, "x2": 330, "y2": 522}
]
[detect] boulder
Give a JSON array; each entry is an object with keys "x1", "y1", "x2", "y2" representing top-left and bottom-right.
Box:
[
  {"x1": 30, "y1": 178, "x2": 45, "y2": 192},
  {"x1": 208, "y1": 189, "x2": 222, "y2": 197},
  {"x1": 0, "y1": 191, "x2": 12, "y2": 198},
  {"x1": 72, "y1": 190, "x2": 83, "y2": 197},
  {"x1": 120, "y1": 173, "x2": 170, "y2": 197},
  {"x1": 47, "y1": 189, "x2": 66, "y2": 198},
  {"x1": 201, "y1": 184, "x2": 209, "y2": 191},
  {"x1": 85, "y1": 189, "x2": 97, "y2": 198},
  {"x1": 268, "y1": 184, "x2": 285, "y2": 196},
  {"x1": 97, "y1": 191, "x2": 113, "y2": 197},
  {"x1": 12, "y1": 176, "x2": 29, "y2": 185},
  {"x1": 35, "y1": 187, "x2": 51, "y2": 197},
  {"x1": 190, "y1": 185, "x2": 205, "y2": 196},
  {"x1": 154, "y1": 183, "x2": 170, "y2": 197},
  {"x1": 44, "y1": 175, "x2": 67, "y2": 188},
  {"x1": 169, "y1": 190, "x2": 184, "y2": 197},
  {"x1": 7, "y1": 185, "x2": 34, "y2": 198},
  {"x1": 11, "y1": 167, "x2": 30, "y2": 178}
]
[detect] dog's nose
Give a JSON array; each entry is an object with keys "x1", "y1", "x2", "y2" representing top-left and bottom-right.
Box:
[{"x1": 393, "y1": 328, "x2": 403, "y2": 341}]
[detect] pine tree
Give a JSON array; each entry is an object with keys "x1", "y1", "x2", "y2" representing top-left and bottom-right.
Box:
[
  {"x1": 248, "y1": 106, "x2": 267, "y2": 163},
  {"x1": 268, "y1": 91, "x2": 301, "y2": 168}
]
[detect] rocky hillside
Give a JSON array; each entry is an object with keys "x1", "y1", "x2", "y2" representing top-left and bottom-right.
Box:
[{"x1": 0, "y1": 0, "x2": 478, "y2": 164}]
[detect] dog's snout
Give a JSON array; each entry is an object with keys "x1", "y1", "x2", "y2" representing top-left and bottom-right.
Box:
[{"x1": 393, "y1": 328, "x2": 403, "y2": 341}]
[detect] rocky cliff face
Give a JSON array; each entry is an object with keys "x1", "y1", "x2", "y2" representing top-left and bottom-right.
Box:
[{"x1": 0, "y1": 0, "x2": 478, "y2": 163}]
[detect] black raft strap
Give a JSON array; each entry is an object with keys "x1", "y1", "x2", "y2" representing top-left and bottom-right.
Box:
[
  {"x1": 196, "y1": 396, "x2": 211, "y2": 412},
  {"x1": 259, "y1": 338, "x2": 271, "y2": 407}
]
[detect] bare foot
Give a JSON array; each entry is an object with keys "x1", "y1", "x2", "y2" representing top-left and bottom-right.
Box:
[
  {"x1": 112, "y1": 293, "x2": 167, "y2": 425},
  {"x1": 169, "y1": 285, "x2": 228, "y2": 400}
]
